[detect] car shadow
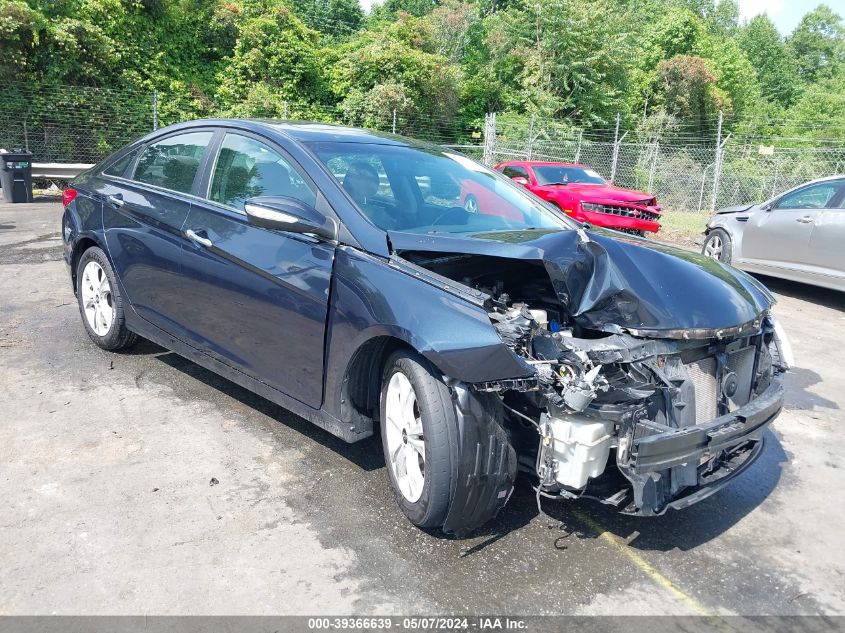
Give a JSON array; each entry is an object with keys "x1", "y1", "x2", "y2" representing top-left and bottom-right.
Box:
[
  {"x1": 125, "y1": 339, "x2": 386, "y2": 472},
  {"x1": 754, "y1": 274, "x2": 845, "y2": 312},
  {"x1": 785, "y1": 366, "x2": 839, "y2": 411},
  {"x1": 124, "y1": 338, "x2": 786, "y2": 549},
  {"x1": 440, "y1": 428, "x2": 787, "y2": 551}
]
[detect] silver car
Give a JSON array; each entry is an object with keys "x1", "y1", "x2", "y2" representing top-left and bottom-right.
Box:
[{"x1": 701, "y1": 175, "x2": 845, "y2": 292}]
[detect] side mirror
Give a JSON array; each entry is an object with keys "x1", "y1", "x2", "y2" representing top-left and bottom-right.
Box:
[
  {"x1": 244, "y1": 196, "x2": 337, "y2": 241},
  {"x1": 511, "y1": 176, "x2": 529, "y2": 187}
]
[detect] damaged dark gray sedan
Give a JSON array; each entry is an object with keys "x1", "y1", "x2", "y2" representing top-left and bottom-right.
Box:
[{"x1": 62, "y1": 120, "x2": 790, "y2": 534}]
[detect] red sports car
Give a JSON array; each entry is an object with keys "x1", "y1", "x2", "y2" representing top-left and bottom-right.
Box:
[{"x1": 494, "y1": 161, "x2": 662, "y2": 234}]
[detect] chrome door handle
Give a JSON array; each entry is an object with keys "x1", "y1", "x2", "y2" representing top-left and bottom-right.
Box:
[
  {"x1": 186, "y1": 229, "x2": 213, "y2": 248},
  {"x1": 795, "y1": 216, "x2": 814, "y2": 224},
  {"x1": 107, "y1": 194, "x2": 124, "y2": 208}
]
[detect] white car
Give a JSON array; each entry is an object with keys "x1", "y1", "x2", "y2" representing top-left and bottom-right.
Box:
[{"x1": 702, "y1": 175, "x2": 845, "y2": 292}]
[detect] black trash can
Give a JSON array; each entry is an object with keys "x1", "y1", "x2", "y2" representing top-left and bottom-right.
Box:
[{"x1": 0, "y1": 150, "x2": 34, "y2": 203}]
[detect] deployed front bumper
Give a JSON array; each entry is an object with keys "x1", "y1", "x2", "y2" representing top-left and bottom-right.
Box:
[{"x1": 619, "y1": 374, "x2": 784, "y2": 515}]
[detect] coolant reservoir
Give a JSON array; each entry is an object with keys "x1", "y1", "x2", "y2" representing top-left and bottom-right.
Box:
[{"x1": 548, "y1": 413, "x2": 614, "y2": 489}]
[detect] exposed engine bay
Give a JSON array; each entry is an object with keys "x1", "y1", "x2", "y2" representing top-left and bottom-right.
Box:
[{"x1": 399, "y1": 248, "x2": 789, "y2": 516}]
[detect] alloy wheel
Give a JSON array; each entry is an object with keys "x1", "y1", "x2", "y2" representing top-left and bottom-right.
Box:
[
  {"x1": 384, "y1": 371, "x2": 426, "y2": 503},
  {"x1": 80, "y1": 261, "x2": 114, "y2": 336},
  {"x1": 704, "y1": 235, "x2": 723, "y2": 259}
]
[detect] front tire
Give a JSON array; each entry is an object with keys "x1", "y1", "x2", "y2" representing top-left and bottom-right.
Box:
[
  {"x1": 380, "y1": 350, "x2": 457, "y2": 528},
  {"x1": 76, "y1": 246, "x2": 138, "y2": 351},
  {"x1": 702, "y1": 228, "x2": 732, "y2": 263}
]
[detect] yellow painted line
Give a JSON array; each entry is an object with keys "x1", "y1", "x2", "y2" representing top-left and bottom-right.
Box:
[{"x1": 572, "y1": 509, "x2": 716, "y2": 617}]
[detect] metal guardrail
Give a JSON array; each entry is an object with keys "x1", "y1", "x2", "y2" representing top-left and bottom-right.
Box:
[{"x1": 32, "y1": 163, "x2": 93, "y2": 180}]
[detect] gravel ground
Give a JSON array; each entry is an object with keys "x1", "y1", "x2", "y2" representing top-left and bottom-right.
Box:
[{"x1": 1, "y1": 199, "x2": 844, "y2": 616}]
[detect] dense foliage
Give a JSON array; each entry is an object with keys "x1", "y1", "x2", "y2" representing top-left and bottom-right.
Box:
[{"x1": 2, "y1": 0, "x2": 844, "y2": 142}]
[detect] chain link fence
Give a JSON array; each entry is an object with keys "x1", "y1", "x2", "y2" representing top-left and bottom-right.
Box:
[
  {"x1": 2, "y1": 82, "x2": 843, "y2": 211},
  {"x1": 490, "y1": 114, "x2": 845, "y2": 212},
  {"x1": 0, "y1": 82, "x2": 481, "y2": 166}
]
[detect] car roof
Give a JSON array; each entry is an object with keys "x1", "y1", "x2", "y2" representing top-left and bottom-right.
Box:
[
  {"x1": 803, "y1": 174, "x2": 845, "y2": 184},
  {"x1": 154, "y1": 118, "x2": 422, "y2": 147},
  {"x1": 502, "y1": 161, "x2": 589, "y2": 168},
  {"x1": 260, "y1": 121, "x2": 413, "y2": 146}
]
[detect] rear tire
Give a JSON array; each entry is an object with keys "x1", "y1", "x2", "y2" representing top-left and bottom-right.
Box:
[
  {"x1": 76, "y1": 246, "x2": 138, "y2": 351},
  {"x1": 380, "y1": 350, "x2": 457, "y2": 528},
  {"x1": 702, "y1": 228, "x2": 732, "y2": 263}
]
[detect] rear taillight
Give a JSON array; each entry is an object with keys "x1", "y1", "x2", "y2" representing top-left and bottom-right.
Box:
[{"x1": 62, "y1": 188, "x2": 78, "y2": 207}]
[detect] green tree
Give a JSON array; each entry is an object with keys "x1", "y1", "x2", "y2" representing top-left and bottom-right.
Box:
[
  {"x1": 737, "y1": 14, "x2": 799, "y2": 106},
  {"x1": 483, "y1": 0, "x2": 632, "y2": 124},
  {"x1": 788, "y1": 4, "x2": 845, "y2": 82},
  {"x1": 295, "y1": 0, "x2": 364, "y2": 38},
  {"x1": 216, "y1": 0, "x2": 328, "y2": 115},
  {"x1": 698, "y1": 35, "x2": 760, "y2": 118},
  {"x1": 652, "y1": 55, "x2": 719, "y2": 136},
  {"x1": 0, "y1": 1, "x2": 48, "y2": 80},
  {"x1": 428, "y1": 0, "x2": 479, "y2": 63},
  {"x1": 630, "y1": 5, "x2": 707, "y2": 114},
  {"x1": 707, "y1": 0, "x2": 738, "y2": 37},
  {"x1": 781, "y1": 72, "x2": 845, "y2": 141},
  {"x1": 330, "y1": 14, "x2": 459, "y2": 134},
  {"x1": 0, "y1": 0, "x2": 120, "y2": 84},
  {"x1": 637, "y1": 7, "x2": 708, "y2": 71},
  {"x1": 371, "y1": 0, "x2": 439, "y2": 19}
]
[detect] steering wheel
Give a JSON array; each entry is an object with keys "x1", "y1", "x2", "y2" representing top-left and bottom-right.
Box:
[{"x1": 430, "y1": 206, "x2": 468, "y2": 226}]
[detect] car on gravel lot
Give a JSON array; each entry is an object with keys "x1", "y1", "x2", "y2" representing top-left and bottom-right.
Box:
[
  {"x1": 62, "y1": 120, "x2": 790, "y2": 534},
  {"x1": 701, "y1": 175, "x2": 845, "y2": 292},
  {"x1": 494, "y1": 160, "x2": 662, "y2": 235}
]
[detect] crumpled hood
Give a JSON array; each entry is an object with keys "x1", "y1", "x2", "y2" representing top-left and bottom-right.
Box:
[
  {"x1": 544, "y1": 183, "x2": 657, "y2": 205},
  {"x1": 390, "y1": 228, "x2": 774, "y2": 338}
]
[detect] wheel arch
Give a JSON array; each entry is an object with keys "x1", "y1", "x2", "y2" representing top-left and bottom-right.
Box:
[
  {"x1": 70, "y1": 235, "x2": 104, "y2": 293},
  {"x1": 337, "y1": 334, "x2": 415, "y2": 430},
  {"x1": 703, "y1": 224, "x2": 736, "y2": 258},
  {"x1": 341, "y1": 332, "x2": 518, "y2": 535}
]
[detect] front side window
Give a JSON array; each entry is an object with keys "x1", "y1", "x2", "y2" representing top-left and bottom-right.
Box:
[
  {"x1": 209, "y1": 134, "x2": 316, "y2": 212},
  {"x1": 774, "y1": 182, "x2": 843, "y2": 210},
  {"x1": 533, "y1": 165, "x2": 606, "y2": 185},
  {"x1": 324, "y1": 153, "x2": 395, "y2": 204},
  {"x1": 502, "y1": 165, "x2": 530, "y2": 180},
  {"x1": 307, "y1": 141, "x2": 573, "y2": 234},
  {"x1": 133, "y1": 131, "x2": 213, "y2": 194}
]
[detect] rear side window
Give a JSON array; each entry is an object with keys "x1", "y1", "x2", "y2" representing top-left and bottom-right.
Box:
[
  {"x1": 209, "y1": 134, "x2": 316, "y2": 212},
  {"x1": 103, "y1": 147, "x2": 140, "y2": 178},
  {"x1": 133, "y1": 131, "x2": 213, "y2": 194}
]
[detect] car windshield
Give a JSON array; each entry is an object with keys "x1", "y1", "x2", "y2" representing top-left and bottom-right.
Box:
[
  {"x1": 306, "y1": 141, "x2": 573, "y2": 235},
  {"x1": 533, "y1": 165, "x2": 607, "y2": 185}
]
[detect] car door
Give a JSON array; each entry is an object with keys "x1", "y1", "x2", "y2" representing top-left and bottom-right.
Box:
[
  {"x1": 740, "y1": 180, "x2": 844, "y2": 271},
  {"x1": 807, "y1": 182, "x2": 845, "y2": 278},
  {"x1": 179, "y1": 131, "x2": 335, "y2": 408},
  {"x1": 99, "y1": 130, "x2": 214, "y2": 336}
]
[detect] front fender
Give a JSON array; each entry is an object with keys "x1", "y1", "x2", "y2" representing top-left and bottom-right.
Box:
[
  {"x1": 706, "y1": 213, "x2": 749, "y2": 259},
  {"x1": 323, "y1": 246, "x2": 532, "y2": 419}
]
